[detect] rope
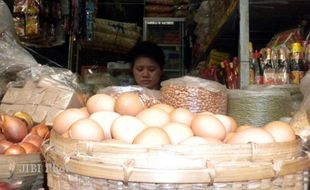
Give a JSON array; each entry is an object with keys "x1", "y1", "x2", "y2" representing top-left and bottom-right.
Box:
[{"x1": 228, "y1": 88, "x2": 291, "y2": 127}]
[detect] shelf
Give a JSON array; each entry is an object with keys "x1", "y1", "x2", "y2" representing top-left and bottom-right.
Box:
[{"x1": 204, "y1": 0, "x2": 239, "y2": 53}]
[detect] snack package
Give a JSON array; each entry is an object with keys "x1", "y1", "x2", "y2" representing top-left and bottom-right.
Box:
[
  {"x1": 160, "y1": 76, "x2": 227, "y2": 114},
  {"x1": 97, "y1": 85, "x2": 161, "y2": 108}
]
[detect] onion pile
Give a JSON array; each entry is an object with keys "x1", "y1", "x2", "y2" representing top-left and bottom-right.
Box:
[
  {"x1": 0, "y1": 113, "x2": 49, "y2": 155},
  {"x1": 53, "y1": 92, "x2": 297, "y2": 145}
]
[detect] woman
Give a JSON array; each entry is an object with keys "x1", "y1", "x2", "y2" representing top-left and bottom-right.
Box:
[{"x1": 128, "y1": 41, "x2": 167, "y2": 90}]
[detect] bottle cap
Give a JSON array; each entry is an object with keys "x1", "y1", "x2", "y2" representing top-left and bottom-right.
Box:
[{"x1": 291, "y1": 42, "x2": 303, "y2": 53}]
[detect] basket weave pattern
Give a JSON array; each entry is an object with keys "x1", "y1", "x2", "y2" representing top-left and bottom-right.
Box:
[{"x1": 44, "y1": 131, "x2": 310, "y2": 190}]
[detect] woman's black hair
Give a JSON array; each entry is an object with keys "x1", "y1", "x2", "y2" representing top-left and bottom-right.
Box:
[{"x1": 128, "y1": 41, "x2": 166, "y2": 70}]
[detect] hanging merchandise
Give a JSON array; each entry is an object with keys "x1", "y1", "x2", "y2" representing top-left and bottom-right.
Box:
[
  {"x1": 12, "y1": 0, "x2": 68, "y2": 47},
  {"x1": 144, "y1": 0, "x2": 190, "y2": 18}
]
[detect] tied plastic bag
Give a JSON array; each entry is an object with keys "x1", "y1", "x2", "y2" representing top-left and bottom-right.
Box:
[
  {"x1": 160, "y1": 76, "x2": 227, "y2": 114},
  {"x1": 290, "y1": 71, "x2": 310, "y2": 148},
  {"x1": 97, "y1": 85, "x2": 161, "y2": 108},
  {"x1": 0, "y1": 0, "x2": 39, "y2": 74}
]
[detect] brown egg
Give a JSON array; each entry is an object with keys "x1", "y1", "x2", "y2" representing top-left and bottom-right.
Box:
[
  {"x1": 227, "y1": 128, "x2": 275, "y2": 144},
  {"x1": 151, "y1": 103, "x2": 175, "y2": 113},
  {"x1": 162, "y1": 122, "x2": 193, "y2": 144},
  {"x1": 191, "y1": 114, "x2": 226, "y2": 141},
  {"x1": 169, "y1": 108, "x2": 194, "y2": 126},
  {"x1": 223, "y1": 132, "x2": 236, "y2": 143},
  {"x1": 111, "y1": 115, "x2": 146, "y2": 143},
  {"x1": 263, "y1": 121, "x2": 296, "y2": 142},
  {"x1": 69, "y1": 118, "x2": 104, "y2": 141},
  {"x1": 133, "y1": 127, "x2": 171, "y2": 145},
  {"x1": 229, "y1": 116, "x2": 238, "y2": 132},
  {"x1": 53, "y1": 108, "x2": 89, "y2": 135},
  {"x1": 86, "y1": 94, "x2": 115, "y2": 113},
  {"x1": 89, "y1": 111, "x2": 120, "y2": 139},
  {"x1": 196, "y1": 111, "x2": 214, "y2": 116},
  {"x1": 214, "y1": 114, "x2": 233, "y2": 133},
  {"x1": 22, "y1": 134, "x2": 44, "y2": 147},
  {"x1": 114, "y1": 93, "x2": 146, "y2": 116},
  {"x1": 136, "y1": 108, "x2": 170, "y2": 127},
  {"x1": 236, "y1": 125, "x2": 253, "y2": 132}
]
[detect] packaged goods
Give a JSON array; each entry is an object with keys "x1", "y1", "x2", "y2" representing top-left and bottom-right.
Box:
[{"x1": 160, "y1": 76, "x2": 227, "y2": 114}]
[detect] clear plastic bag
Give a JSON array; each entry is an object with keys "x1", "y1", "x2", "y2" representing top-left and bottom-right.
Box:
[
  {"x1": 97, "y1": 85, "x2": 161, "y2": 107},
  {"x1": 160, "y1": 76, "x2": 227, "y2": 114},
  {"x1": 0, "y1": 0, "x2": 39, "y2": 74},
  {"x1": 290, "y1": 71, "x2": 310, "y2": 147}
]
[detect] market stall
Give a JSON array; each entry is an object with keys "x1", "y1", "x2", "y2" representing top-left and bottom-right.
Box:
[{"x1": 0, "y1": 0, "x2": 310, "y2": 189}]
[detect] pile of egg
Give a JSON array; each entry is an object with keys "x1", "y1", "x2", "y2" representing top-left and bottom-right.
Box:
[{"x1": 52, "y1": 93, "x2": 296, "y2": 145}]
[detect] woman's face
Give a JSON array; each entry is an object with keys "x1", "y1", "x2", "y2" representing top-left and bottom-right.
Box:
[{"x1": 133, "y1": 57, "x2": 162, "y2": 89}]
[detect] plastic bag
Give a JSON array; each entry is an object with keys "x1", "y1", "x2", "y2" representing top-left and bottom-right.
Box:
[
  {"x1": 290, "y1": 71, "x2": 310, "y2": 147},
  {"x1": 160, "y1": 76, "x2": 227, "y2": 114},
  {"x1": 0, "y1": 0, "x2": 39, "y2": 74},
  {"x1": 97, "y1": 85, "x2": 161, "y2": 107}
]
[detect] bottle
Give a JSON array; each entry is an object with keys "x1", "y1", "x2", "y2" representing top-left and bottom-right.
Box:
[
  {"x1": 253, "y1": 50, "x2": 264, "y2": 84},
  {"x1": 290, "y1": 42, "x2": 305, "y2": 84},
  {"x1": 263, "y1": 48, "x2": 276, "y2": 85},
  {"x1": 276, "y1": 48, "x2": 290, "y2": 84},
  {"x1": 305, "y1": 44, "x2": 310, "y2": 72},
  {"x1": 248, "y1": 42, "x2": 255, "y2": 84}
]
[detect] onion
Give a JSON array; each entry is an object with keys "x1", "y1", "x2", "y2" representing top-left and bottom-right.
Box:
[
  {"x1": 19, "y1": 142, "x2": 40, "y2": 154},
  {"x1": 22, "y1": 134, "x2": 43, "y2": 148},
  {"x1": 0, "y1": 182, "x2": 13, "y2": 190},
  {"x1": 2, "y1": 115, "x2": 28, "y2": 143},
  {"x1": 31, "y1": 121, "x2": 49, "y2": 139},
  {"x1": 4, "y1": 144, "x2": 26, "y2": 155},
  {"x1": 0, "y1": 133, "x2": 5, "y2": 141},
  {"x1": 0, "y1": 140, "x2": 13, "y2": 154}
]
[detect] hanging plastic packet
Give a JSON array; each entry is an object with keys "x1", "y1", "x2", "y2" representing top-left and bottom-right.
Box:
[{"x1": 85, "y1": 0, "x2": 96, "y2": 41}]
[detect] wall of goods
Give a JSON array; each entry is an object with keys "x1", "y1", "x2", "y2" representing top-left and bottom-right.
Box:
[{"x1": 1, "y1": 0, "x2": 310, "y2": 189}]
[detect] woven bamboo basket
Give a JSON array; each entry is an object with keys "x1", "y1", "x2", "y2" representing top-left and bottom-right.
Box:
[
  {"x1": 43, "y1": 130, "x2": 310, "y2": 190},
  {"x1": 0, "y1": 153, "x2": 45, "y2": 190}
]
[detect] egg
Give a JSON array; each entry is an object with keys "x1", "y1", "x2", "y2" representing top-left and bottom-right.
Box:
[
  {"x1": 229, "y1": 116, "x2": 238, "y2": 132},
  {"x1": 196, "y1": 111, "x2": 214, "y2": 116},
  {"x1": 162, "y1": 122, "x2": 193, "y2": 144},
  {"x1": 169, "y1": 108, "x2": 194, "y2": 126},
  {"x1": 89, "y1": 111, "x2": 120, "y2": 139},
  {"x1": 191, "y1": 114, "x2": 226, "y2": 140},
  {"x1": 53, "y1": 108, "x2": 89, "y2": 135},
  {"x1": 133, "y1": 127, "x2": 171, "y2": 145},
  {"x1": 86, "y1": 94, "x2": 115, "y2": 113},
  {"x1": 114, "y1": 93, "x2": 146, "y2": 116},
  {"x1": 69, "y1": 118, "x2": 104, "y2": 141},
  {"x1": 236, "y1": 125, "x2": 253, "y2": 132},
  {"x1": 223, "y1": 132, "x2": 236, "y2": 143},
  {"x1": 227, "y1": 128, "x2": 275, "y2": 144},
  {"x1": 136, "y1": 108, "x2": 170, "y2": 127},
  {"x1": 214, "y1": 114, "x2": 233, "y2": 133},
  {"x1": 263, "y1": 121, "x2": 296, "y2": 142},
  {"x1": 151, "y1": 103, "x2": 175, "y2": 113},
  {"x1": 111, "y1": 115, "x2": 146, "y2": 143}
]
